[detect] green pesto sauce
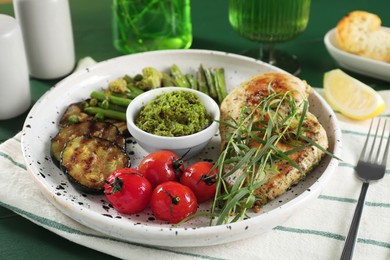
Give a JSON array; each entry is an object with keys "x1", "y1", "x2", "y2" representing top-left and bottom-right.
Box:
[{"x1": 135, "y1": 91, "x2": 211, "y2": 137}]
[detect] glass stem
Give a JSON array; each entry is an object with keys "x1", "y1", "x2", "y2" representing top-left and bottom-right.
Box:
[{"x1": 260, "y1": 43, "x2": 276, "y2": 65}]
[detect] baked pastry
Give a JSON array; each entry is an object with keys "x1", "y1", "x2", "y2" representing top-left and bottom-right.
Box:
[{"x1": 336, "y1": 10, "x2": 390, "y2": 62}]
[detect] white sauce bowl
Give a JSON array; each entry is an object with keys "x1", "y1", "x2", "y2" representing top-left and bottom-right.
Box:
[{"x1": 126, "y1": 87, "x2": 220, "y2": 159}]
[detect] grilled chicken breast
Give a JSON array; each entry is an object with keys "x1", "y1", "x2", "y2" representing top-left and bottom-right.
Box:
[{"x1": 220, "y1": 72, "x2": 328, "y2": 207}]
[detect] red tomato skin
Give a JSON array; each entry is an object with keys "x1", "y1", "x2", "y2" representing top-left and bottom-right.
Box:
[
  {"x1": 150, "y1": 181, "x2": 198, "y2": 224},
  {"x1": 138, "y1": 150, "x2": 184, "y2": 188},
  {"x1": 104, "y1": 168, "x2": 152, "y2": 214},
  {"x1": 180, "y1": 162, "x2": 217, "y2": 203}
]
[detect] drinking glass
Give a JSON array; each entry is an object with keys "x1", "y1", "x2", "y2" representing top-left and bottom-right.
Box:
[
  {"x1": 112, "y1": 0, "x2": 192, "y2": 54},
  {"x1": 228, "y1": 0, "x2": 311, "y2": 75}
]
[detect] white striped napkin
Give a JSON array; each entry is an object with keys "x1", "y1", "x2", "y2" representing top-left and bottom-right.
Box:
[{"x1": 1, "y1": 76, "x2": 389, "y2": 259}]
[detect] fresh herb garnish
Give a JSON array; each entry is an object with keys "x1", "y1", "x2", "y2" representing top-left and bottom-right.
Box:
[
  {"x1": 175, "y1": 84, "x2": 336, "y2": 227},
  {"x1": 210, "y1": 85, "x2": 320, "y2": 225}
]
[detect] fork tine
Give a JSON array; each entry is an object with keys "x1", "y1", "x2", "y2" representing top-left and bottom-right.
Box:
[
  {"x1": 360, "y1": 119, "x2": 374, "y2": 161},
  {"x1": 368, "y1": 119, "x2": 382, "y2": 162},
  {"x1": 376, "y1": 119, "x2": 386, "y2": 161},
  {"x1": 380, "y1": 119, "x2": 390, "y2": 166}
]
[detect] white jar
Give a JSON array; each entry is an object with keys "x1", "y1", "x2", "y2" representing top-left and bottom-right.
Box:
[
  {"x1": 13, "y1": 0, "x2": 76, "y2": 79},
  {"x1": 0, "y1": 15, "x2": 31, "y2": 120}
]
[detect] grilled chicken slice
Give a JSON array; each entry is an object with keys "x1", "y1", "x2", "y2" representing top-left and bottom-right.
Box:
[{"x1": 220, "y1": 72, "x2": 328, "y2": 206}]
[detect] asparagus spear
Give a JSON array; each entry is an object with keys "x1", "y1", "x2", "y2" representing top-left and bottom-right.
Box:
[
  {"x1": 204, "y1": 67, "x2": 218, "y2": 101},
  {"x1": 161, "y1": 72, "x2": 175, "y2": 87},
  {"x1": 213, "y1": 68, "x2": 228, "y2": 104},
  {"x1": 170, "y1": 64, "x2": 190, "y2": 88},
  {"x1": 185, "y1": 74, "x2": 198, "y2": 90},
  {"x1": 197, "y1": 64, "x2": 209, "y2": 95},
  {"x1": 90, "y1": 91, "x2": 131, "y2": 107}
]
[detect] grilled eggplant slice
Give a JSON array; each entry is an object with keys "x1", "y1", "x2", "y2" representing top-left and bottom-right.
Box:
[
  {"x1": 59, "y1": 102, "x2": 93, "y2": 126},
  {"x1": 109, "y1": 120, "x2": 128, "y2": 135},
  {"x1": 59, "y1": 101, "x2": 129, "y2": 135},
  {"x1": 60, "y1": 135, "x2": 130, "y2": 194},
  {"x1": 51, "y1": 120, "x2": 126, "y2": 163}
]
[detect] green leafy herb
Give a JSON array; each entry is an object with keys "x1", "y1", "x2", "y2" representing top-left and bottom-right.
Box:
[{"x1": 209, "y1": 84, "x2": 324, "y2": 225}]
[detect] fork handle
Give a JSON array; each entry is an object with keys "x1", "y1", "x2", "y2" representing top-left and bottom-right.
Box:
[{"x1": 340, "y1": 182, "x2": 369, "y2": 260}]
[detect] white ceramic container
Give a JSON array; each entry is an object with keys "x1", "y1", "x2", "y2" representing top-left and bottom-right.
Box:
[
  {"x1": 0, "y1": 14, "x2": 30, "y2": 120},
  {"x1": 13, "y1": 0, "x2": 75, "y2": 79},
  {"x1": 126, "y1": 87, "x2": 220, "y2": 159},
  {"x1": 324, "y1": 28, "x2": 390, "y2": 82}
]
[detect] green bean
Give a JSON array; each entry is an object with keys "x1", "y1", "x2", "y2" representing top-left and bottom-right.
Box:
[
  {"x1": 126, "y1": 83, "x2": 144, "y2": 99},
  {"x1": 123, "y1": 74, "x2": 134, "y2": 84},
  {"x1": 84, "y1": 107, "x2": 127, "y2": 121},
  {"x1": 98, "y1": 101, "x2": 127, "y2": 112},
  {"x1": 90, "y1": 91, "x2": 131, "y2": 107}
]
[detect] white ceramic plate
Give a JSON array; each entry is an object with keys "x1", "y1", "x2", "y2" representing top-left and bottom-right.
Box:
[
  {"x1": 324, "y1": 28, "x2": 390, "y2": 82},
  {"x1": 21, "y1": 50, "x2": 342, "y2": 247}
]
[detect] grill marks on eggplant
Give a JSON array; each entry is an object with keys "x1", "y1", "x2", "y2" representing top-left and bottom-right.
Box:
[
  {"x1": 59, "y1": 102, "x2": 93, "y2": 127},
  {"x1": 52, "y1": 100, "x2": 131, "y2": 194},
  {"x1": 59, "y1": 102, "x2": 128, "y2": 136},
  {"x1": 51, "y1": 121, "x2": 125, "y2": 163},
  {"x1": 60, "y1": 135, "x2": 130, "y2": 194}
]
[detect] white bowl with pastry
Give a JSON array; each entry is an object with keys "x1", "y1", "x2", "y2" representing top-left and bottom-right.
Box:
[{"x1": 324, "y1": 10, "x2": 390, "y2": 82}]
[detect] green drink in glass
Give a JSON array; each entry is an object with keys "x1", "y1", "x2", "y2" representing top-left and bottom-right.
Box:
[
  {"x1": 113, "y1": 0, "x2": 192, "y2": 54},
  {"x1": 228, "y1": 0, "x2": 311, "y2": 74}
]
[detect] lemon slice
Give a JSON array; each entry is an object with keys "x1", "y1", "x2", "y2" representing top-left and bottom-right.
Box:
[{"x1": 323, "y1": 69, "x2": 385, "y2": 120}]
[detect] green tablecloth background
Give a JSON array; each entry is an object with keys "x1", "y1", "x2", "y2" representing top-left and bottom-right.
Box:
[{"x1": 0, "y1": 0, "x2": 389, "y2": 258}]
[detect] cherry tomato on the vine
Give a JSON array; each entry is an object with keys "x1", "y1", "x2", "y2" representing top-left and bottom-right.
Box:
[
  {"x1": 150, "y1": 181, "x2": 198, "y2": 224},
  {"x1": 104, "y1": 168, "x2": 152, "y2": 214},
  {"x1": 138, "y1": 150, "x2": 185, "y2": 188},
  {"x1": 180, "y1": 161, "x2": 217, "y2": 203}
]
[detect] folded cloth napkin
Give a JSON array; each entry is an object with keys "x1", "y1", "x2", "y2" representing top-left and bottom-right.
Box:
[{"x1": 1, "y1": 60, "x2": 390, "y2": 259}]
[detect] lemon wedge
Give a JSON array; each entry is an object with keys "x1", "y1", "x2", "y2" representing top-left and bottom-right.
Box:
[{"x1": 323, "y1": 69, "x2": 385, "y2": 120}]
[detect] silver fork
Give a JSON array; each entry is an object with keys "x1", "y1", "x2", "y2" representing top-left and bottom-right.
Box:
[{"x1": 340, "y1": 118, "x2": 390, "y2": 260}]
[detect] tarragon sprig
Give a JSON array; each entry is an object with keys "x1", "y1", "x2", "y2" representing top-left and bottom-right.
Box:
[{"x1": 210, "y1": 85, "x2": 312, "y2": 225}]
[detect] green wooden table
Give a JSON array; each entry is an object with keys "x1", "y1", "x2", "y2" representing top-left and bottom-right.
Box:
[{"x1": 0, "y1": 0, "x2": 389, "y2": 258}]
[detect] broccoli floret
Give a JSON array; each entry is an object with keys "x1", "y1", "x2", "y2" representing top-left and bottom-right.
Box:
[
  {"x1": 108, "y1": 78, "x2": 128, "y2": 93},
  {"x1": 136, "y1": 67, "x2": 162, "y2": 90}
]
